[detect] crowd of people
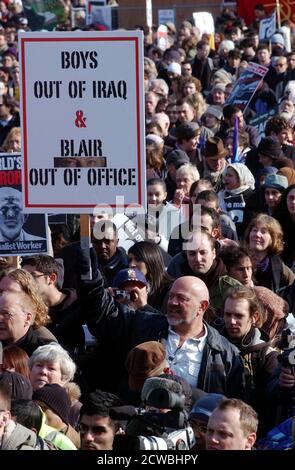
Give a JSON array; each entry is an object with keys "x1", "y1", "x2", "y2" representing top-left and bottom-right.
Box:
[{"x1": 0, "y1": 1, "x2": 295, "y2": 452}]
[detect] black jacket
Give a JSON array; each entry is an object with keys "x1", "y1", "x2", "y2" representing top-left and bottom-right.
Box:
[
  {"x1": 14, "y1": 326, "x2": 55, "y2": 357},
  {"x1": 79, "y1": 271, "x2": 244, "y2": 397}
]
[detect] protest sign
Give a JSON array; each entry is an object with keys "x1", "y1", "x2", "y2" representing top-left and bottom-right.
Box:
[
  {"x1": 19, "y1": 31, "x2": 146, "y2": 213},
  {"x1": 71, "y1": 7, "x2": 87, "y2": 29},
  {"x1": 157, "y1": 25, "x2": 168, "y2": 51},
  {"x1": 0, "y1": 153, "x2": 48, "y2": 256},
  {"x1": 248, "y1": 108, "x2": 277, "y2": 139},
  {"x1": 158, "y1": 9, "x2": 175, "y2": 27},
  {"x1": 86, "y1": 1, "x2": 118, "y2": 30},
  {"x1": 259, "y1": 10, "x2": 276, "y2": 41},
  {"x1": 193, "y1": 12, "x2": 214, "y2": 35},
  {"x1": 226, "y1": 62, "x2": 268, "y2": 111},
  {"x1": 22, "y1": 0, "x2": 67, "y2": 31}
]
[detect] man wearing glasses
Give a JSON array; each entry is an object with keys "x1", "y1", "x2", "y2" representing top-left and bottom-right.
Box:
[{"x1": 0, "y1": 290, "x2": 52, "y2": 356}]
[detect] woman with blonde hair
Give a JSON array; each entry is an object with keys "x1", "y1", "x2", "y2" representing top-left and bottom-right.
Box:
[
  {"x1": 1, "y1": 126, "x2": 21, "y2": 152},
  {"x1": 244, "y1": 214, "x2": 295, "y2": 292},
  {"x1": 0, "y1": 268, "x2": 56, "y2": 341}
]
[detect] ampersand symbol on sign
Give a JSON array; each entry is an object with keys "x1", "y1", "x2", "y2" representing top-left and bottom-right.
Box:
[{"x1": 75, "y1": 110, "x2": 87, "y2": 128}]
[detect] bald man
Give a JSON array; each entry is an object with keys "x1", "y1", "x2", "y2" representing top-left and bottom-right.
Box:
[
  {"x1": 0, "y1": 187, "x2": 45, "y2": 242},
  {"x1": 79, "y1": 256, "x2": 244, "y2": 397}
]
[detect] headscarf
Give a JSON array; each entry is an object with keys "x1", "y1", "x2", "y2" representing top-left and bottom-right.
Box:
[{"x1": 223, "y1": 162, "x2": 255, "y2": 194}]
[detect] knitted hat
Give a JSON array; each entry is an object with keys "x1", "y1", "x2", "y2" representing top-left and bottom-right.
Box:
[
  {"x1": 263, "y1": 174, "x2": 288, "y2": 192},
  {"x1": 165, "y1": 149, "x2": 190, "y2": 168},
  {"x1": 271, "y1": 33, "x2": 285, "y2": 46},
  {"x1": 126, "y1": 341, "x2": 167, "y2": 392},
  {"x1": 257, "y1": 137, "x2": 285, "y2": 159},
  {"x1": 167, "y1": 62, "x2": 181, "y2": 75},
  {"x1": 205, "y1": 105, "x2": 223, "y2": 121},
  {"x1": 33, "y1": 383, "x2": 71, "y2": 424},
  {"x1": 254, "y1": 286, "x2": 288, "y2": 339},
  {"x1": 212, "y1": 82, "x2": 226, "y2": 93},
  {"x1": 189, "y1": 393, "x2": 225, "y2": 423},
  {"x1": 176, "y1": 122, "x2": 200, "y2": 141}
]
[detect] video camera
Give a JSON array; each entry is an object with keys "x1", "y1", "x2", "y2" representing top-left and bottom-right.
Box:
[
  {"x1": 111, "y1": 377, "x2": 195, "y2": 450},
  {"x1": 278, "y1": 328, "x2": 295, "y2": 368}
]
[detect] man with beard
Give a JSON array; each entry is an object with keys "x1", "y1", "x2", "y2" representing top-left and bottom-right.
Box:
[
  {"x1": 0, "y1": 187, "x2": 45, "y2": 242},
  {"x1": 78, "y1": 248, "x2": 244, "y2": 397}
]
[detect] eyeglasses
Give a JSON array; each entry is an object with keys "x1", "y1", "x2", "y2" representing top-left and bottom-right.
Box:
[
  {"x1": 0, "y1": 311, "x2": 14, "y2": 320},
  {"x1": 30, "y1": 273, "x2": 47, "y2": 279},
  {"x1": 275, "y1": 63, "x2": 286, "y2": 67}
]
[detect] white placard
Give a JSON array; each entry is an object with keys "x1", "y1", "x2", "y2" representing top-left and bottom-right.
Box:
[
  {"x1": 193, "y1": 12, "x2": 214, "y2": 35},
  {"x1": 19, "y1": 31, "x2": 146, "y2": 213},
  {"x1": 157, "y1": 25, "x2": 168, "y2": 51},
  {"x1": 146, "y1": 0, "x2": 153, "y2": 28}
]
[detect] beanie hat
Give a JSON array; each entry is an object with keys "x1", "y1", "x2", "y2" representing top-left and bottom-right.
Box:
[
  {"x1": 126, "y1": 341, "x2": 167, "y2": 392},
  {"x1": 165, "y1": 149, "x2": 190, "y2": 168},
  {"x1": 254, "y1": 286, "x2": 288, "y2": 339},
  {"x1": 263, "y1": 174, "x2": 288, "y2": 192},
  {"x1": 219, "y1": 40, "x2": 235, "y2": 53},
  {"x1": 167, "y1": 62, "x2": 181, "y2": 76},
  {"x1": 0, "y1": 371, "x2": 33, "y2": 400},
  {"x1": 205, "y1": 105, "x2": 223, "y2": 121},
  {"x1": 189, "y1": 393, "x2": 225, "y2": 423},
  {"x1": 257, "y1": 137, "x2": 285, "y2": 159},
  {"x1": 176, "y1": 122, "x2": 200, "y2": 141},
  {"x1": 212, "y1": 82, "x2": 226, "y2": 93},
  {"x1": 33, "y1": 383, "x2": 71, "y2": 424},
  {"x1": 271, "y1": 33, "x2": 285, "y2": 46}
]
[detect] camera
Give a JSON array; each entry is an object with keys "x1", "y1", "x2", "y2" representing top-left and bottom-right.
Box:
[
  {"x1": 112, "y1": 377, "x2": 195, "y2": 451},
  {"x1": 278, "y1": 329, "x2": 295, "y2": 368},
  {"x1": 135, "y1": 427, "x2": 195, "y2": 450},
  {"x1": 114, "y1": 289, "x2": 131, "y2": 301}
]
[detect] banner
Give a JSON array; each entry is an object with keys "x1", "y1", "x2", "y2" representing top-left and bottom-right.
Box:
[
  {"x1": 0, "y1": 153, "x2": 48, "y2": 256},
  {"x1": 19, "y1": 31, "x2": 146, "y2": 213},
  {"x1": 226, "y1": 62, "x2": 268, "y2": 112},
  {"x1": 22, "y1": 0, "x2": 66, "y2": 31},
  {"x1": 237, "y1": 0, "x2": 295, "y2": 26},
  {"x1": 259, "y1": 10, "x2": 276, "y2": 41}
]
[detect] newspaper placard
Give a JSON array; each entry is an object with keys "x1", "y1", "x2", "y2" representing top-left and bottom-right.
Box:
[
  {"x1": 86, "y1": 1, "x2": 118, "y2": 30},
  {"x1": 71, "y1": 7, "x2": 87, "y2": 29},
  {"x1": 226, "y1": 62, "x2": 269, "y2": 111},
  {"x1": 19, "y1": 31, "x2": 146, "y2": 213},
  {"x1": 0, "y1": 153, "x2": 48, "y2": 256},
  {"x1": 158, "y1": 9, "x2": 175, "y2": 27}
]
